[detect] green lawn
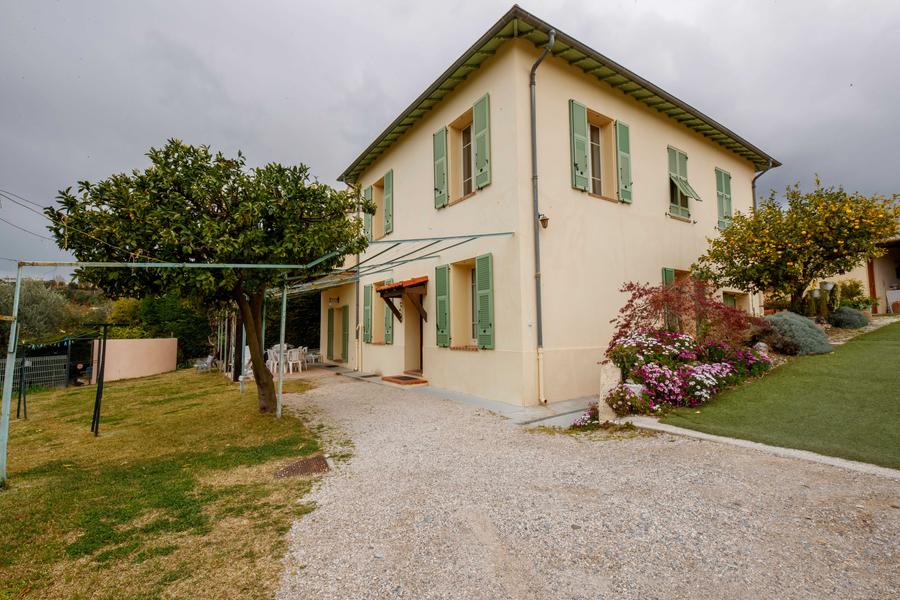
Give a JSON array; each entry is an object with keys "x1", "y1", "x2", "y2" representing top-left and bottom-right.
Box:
[
  {"x1": 0, "y1": 370, "x2": 317, "y2": 599},
  {"x1": 663, "y1": 321, "x2": 900, "y2": 469}
]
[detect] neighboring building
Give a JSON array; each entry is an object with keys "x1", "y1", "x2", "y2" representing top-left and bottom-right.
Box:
[
  {"x1": 836, "y1": 234, "x2": 900, "y2": 314},
  {"x1": 315, "y1": 6, "x2": 779, "y2": 406}
]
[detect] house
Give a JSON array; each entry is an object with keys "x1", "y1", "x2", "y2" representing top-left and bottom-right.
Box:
[
  {"x1": 315, "y1": 5, "x2": 779, "y2": 406},
  {"x1": 837, "y1": 233, "x2": 900, "y2": 313}
]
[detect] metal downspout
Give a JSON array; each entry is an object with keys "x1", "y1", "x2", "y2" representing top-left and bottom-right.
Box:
[
  {"x1": 530, "y1": 29, "x2": 555, "y2": 404},
  {"x1": 751, "y1": 158, "x2": 774, "y2": 211}
]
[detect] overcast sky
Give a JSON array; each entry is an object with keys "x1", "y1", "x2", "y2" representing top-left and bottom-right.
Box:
[{"x1": 2, "y1": 0, "x2": 898, "y2": 277}]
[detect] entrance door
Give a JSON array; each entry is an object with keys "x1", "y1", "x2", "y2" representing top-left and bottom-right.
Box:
[
  {"x1": 403, "y1": 292, "x2": 424, "y2": 373},
  {"x1": 341, "y1": 306, "x2": 350, "y2": 362},
  {"x1": 326, "y1": 308, "x2": 334, "y2": 360}
]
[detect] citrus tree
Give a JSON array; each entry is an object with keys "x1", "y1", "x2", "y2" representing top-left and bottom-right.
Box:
[
  {"x1": 693, "y1": 179, "x2": 898, "y2": 312},
  {"x1": 46, "y1": 140, "x2": 369, "y2": 412}
]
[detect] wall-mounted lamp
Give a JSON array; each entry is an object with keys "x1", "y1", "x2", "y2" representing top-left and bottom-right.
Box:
[{"x1": 538, "y1": 213, "x2": 550, "y2": 229}]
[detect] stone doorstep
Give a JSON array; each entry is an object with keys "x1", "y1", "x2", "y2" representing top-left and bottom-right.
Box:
[
  {"x1": 622, "y1": 416, "x2": 900, "y2": 481},
  {"x1": 381, "y1": 375, "x2": 429, "y2": 386}
]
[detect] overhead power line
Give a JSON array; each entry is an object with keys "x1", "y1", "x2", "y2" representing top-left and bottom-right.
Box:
[
  {"x1": 0, "y1": 187, "x2": 165, "y2": 263},
  {"x1": 0, "y1": 216, "x2": 56, "y2": 241}
]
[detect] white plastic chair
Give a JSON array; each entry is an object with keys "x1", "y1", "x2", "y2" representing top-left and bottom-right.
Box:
[
  {"x1": 286, "y1": 348, "x2": 302, "y2": 373},
  {"x1": 265, "y1": 348, "x2": 279, "y2": 374}
]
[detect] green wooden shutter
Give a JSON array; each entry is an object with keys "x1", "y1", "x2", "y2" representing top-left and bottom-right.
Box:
[
  {"x1": 715, "y1": 168, "x2": 728, "y2": 228},
  {"x1": 435, "y1": 265, "x2": 450, "y2": 347},
  {"x1": 473, "y1": 94, "x2": 491, "y2": 189},
  {"x1": 341, "y1": 306, "x2": 349, "y2": 361},
  {"x1": 326, "y1": 307, "x2": 334, "y2": 359},
  {"x1": 363, "y1": 285, "x2": 372, "y2": 343},
  {"x1": 615, "y1": 121, "x2": 632, "y2": 203},
  {"x1": 723, "y1": 169, "x2": 732, "y2": 223},
  {"x1": 383, "y1": 279, "x2": 393, "y2": 344},
  {"x1": 661, "y1": 267, "x2": 677, "y2": 330},
  {"x1": 363, "y1": 186, "x2": 373, "y2": 240},
  {"x1": 568, "y1": 100, "x2": 590, "y2": 191},
  {"x1": 383, "y1": 170, "x2": 393, "y2": 235},
  {"x1": 662, "y1": 267, "x2": 676, "y2": 285},
  {"x1": 433, "y1": 127, "x2": 448, "y2": 208},
  {"x1": 475, "y1": 254, "x2": 494, "y2": 349}
]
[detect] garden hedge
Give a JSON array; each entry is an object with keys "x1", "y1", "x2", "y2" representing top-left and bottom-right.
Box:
[{"x1": 763, "y1": 311, "x2": 832, "y2": 355}]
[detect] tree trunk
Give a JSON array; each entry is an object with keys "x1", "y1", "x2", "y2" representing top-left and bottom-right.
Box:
[{"x1": 234, "y1": 289, "x2": 277, "y2": 413}]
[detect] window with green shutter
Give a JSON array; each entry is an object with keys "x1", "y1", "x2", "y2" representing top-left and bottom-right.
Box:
[
  {"x1": 434, "y1": 127, "x2": 448, "y2": 208},
  {"x1": 363, "y1": 284, "x2": 372, "y2": 343},
  {"x1": 715, "y1": 167, "x2": 732, "y2": 229},
  {"x1": 475, "y1": 253, "x2": 494, "y2": 349},
  {"x1": 363, "y1": 186, "x2": 373, "y2": 240},
  {"x1": 615, "y1": 121, "x2": 633, "y2": 203},
  {"x1": 661, "y1": 267, "x2": 677, "y2": 330},
  {"x1": 383, "y1": 279, "x2": 393, "y2": 344},
  {"x1": 473, "y1": 94, "x2": 491, "y2": 189},
  {"x1": 435, "y1": 265, "x2": 450, "y2": 347},
  {"x1": 667, "y1": 146, "x2": 700, "y2": 218},
  {"x1": 383, "y1": 169, "x2": 393, "y2": 235},
  {"x1": 569, "y1": 100, "x2": 589, "y2": 191}
]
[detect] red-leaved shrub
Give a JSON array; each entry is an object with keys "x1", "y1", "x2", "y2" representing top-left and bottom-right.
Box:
[{"x1": 608, "y1": 278, "x2": 761, "y2": 353}]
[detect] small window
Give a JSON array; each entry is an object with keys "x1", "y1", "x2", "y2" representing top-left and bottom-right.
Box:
[
  {"x1": 448, "y1": 108, "x2": 475, "y2": 203},
  {"x1": 589, "y1": 124, "x2": 602, "y2": 195},
  {"x1": 449, "y1": 260, "x2": 476, "y2": 346},
  {"x1": 588, "y1": 111, "x2": 616, "y2": 198},
  {"x1": 723, "y1": 292, "x2": 737, "y2": 308},
  {"x1": 667, "y1": 146, "x2": 701, "y2": 219},
  {"x1": 461, "y1": 125, "x2": 474, "y2": 196}
]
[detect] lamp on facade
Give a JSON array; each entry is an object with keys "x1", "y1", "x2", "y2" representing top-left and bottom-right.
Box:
[{"x1": 538, "y1": 213, "x2": 549, "y2": 229}]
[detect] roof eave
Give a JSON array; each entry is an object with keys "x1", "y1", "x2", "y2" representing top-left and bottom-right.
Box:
[{"x1": 338, "y1": 4, "x2": 780, "y2": 184}]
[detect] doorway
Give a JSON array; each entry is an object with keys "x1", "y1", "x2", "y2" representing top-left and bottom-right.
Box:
[{"x1": 404, "y1": 292, "x2": 424, "y2": 374}]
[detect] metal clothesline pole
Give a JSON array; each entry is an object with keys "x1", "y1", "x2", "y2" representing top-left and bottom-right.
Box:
[
  {"x1": 277, "y1": 283, "x2": 287, "y2": 419},
  {"x1": 0, "y1": 265, "x2": 23, "y2": 485}
]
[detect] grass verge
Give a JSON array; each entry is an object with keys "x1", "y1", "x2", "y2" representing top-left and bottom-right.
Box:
[
  {"x1": 0, "y1": 369, "x2": 317, "y2": 599},
  {"x1": 662, "y1": 322, "x2": 900, "y2": 469}
]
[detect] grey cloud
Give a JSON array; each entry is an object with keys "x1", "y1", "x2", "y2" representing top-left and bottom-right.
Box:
[{"x1": 2, "y1": 0, "x2": 898, "y2": 277}]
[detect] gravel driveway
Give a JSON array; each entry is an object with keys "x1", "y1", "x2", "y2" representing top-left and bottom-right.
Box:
[{"x1": 278, "y1": 375, "x2": 899, "y2": 599}]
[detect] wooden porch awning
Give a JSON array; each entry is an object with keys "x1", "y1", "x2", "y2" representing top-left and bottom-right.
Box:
[
  {"x1": 375, "y1": 276, "x2": 428, "y2": 322},
  {"x1": 376, "y1": 276, "x2": 428, "y2": 298}
]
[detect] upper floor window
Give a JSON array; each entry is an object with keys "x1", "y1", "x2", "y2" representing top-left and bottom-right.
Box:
[
  {"x1": 434, "y1": 94, "x2": 491, "y2": 208},
  {"x1": 461, "y1": 123, "x2": 474, "y2": 197},
  {"x1": 362, "y1": 169, "x2": 393, "y2": 240},
  {"x1": 667, "y1": 146, "x2": 700, "y2": 219},
  {"x1": 569, "y1": 99, "x2": 632, "y2": 203}
]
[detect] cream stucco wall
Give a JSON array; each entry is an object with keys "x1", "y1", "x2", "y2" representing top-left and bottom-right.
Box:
[
  {"x1": 322, "y1": 39, "x2": 768, "y2": 406},
  {"x1": 91, "y1": 338, "x2": 177, "y2": 384},
  {"x1": 523, "y1": 41, "x2": 762, "y2": 403}
]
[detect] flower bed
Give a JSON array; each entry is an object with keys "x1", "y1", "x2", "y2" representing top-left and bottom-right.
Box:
[{"x1": 603, "y1": 330, "x2": 771, "y2": 416}]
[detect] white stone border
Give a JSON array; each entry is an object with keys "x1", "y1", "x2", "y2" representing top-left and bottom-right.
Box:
[{"x1": 623, "y1": 416, "x2": 900, "y2": 481}]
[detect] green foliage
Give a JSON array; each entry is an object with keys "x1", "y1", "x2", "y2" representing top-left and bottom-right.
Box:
[
  {"x1": 838, "y1": 279, "x2": 873, "y2": 310},
  {"x1": 0, "y1": 279, "x2": 82, "y2": 346},
  {"x1": 694, "y1": 179, "x2": 898, "y2": 310},
  {"x1": 827, "y1": 306, "x2": 869, "y2": 329},
  {"x1": 827, "y1": 285, "x2": 841, "y2": 312},
  {"x1": 763, "y1": 311, "x2": 832, "y2": 355},
  {"x1": 45, "y1": 140, "x2": 371, "y2": 411},
  {"x1": 108, "y1": 293, "x2": 212, "y2": 363}
]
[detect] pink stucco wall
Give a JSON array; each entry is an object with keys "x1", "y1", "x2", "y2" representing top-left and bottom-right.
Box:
[{"x1": 91, "y1": 338, "x2": 178, "y2": 384}]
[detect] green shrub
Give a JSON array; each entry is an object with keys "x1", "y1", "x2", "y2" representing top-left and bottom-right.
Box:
[
  {"x1": 838, "y1": 279, "x2": 873, "y2": 310},
  {"x1": 827, "y1": 306, "x2": 869, "y2": 329},
  {"x1": 763, "y1": 311, "x2": 832, "y2": 355}
]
